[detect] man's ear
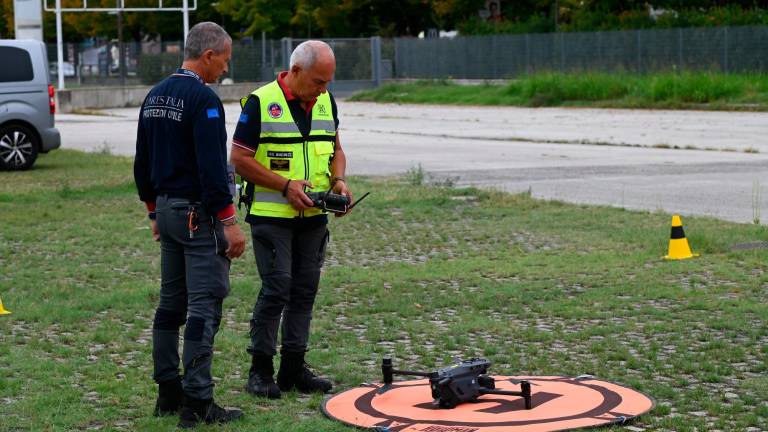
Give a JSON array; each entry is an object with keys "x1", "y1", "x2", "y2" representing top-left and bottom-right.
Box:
[
  {"x1": 202, "y1": 49, "x2": 214, "y2": 64},
  {"x1": 290, "y1": 64, "x2": 302, "y2": 75}
]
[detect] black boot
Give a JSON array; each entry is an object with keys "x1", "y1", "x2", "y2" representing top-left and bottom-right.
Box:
[
  {"x1": 245, "y1": 355, "x2": 281, "y2": 399},
  {"x1": 277, "y1": 351, "x2": 333, "y2": 393},
  {"x1": 177, "y1": 396, "x2": 244, "y2": 429},
  {"x1": 153, "y1": 376, "x2": 183, "y2": 417}
]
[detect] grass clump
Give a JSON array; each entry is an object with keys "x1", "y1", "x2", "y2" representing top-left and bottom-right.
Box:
[{"x1": 351, "y1": 72, "x2": 768, "y2": 110}]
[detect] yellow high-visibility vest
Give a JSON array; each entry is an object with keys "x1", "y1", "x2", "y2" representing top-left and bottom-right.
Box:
[{"x1": 241, "y1": 81, "x2": 337, "y2": 218}]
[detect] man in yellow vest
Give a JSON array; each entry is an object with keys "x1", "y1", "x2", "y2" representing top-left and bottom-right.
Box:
[{"x1": 230, "y1": 40, "x2": 351, "y2": 399}]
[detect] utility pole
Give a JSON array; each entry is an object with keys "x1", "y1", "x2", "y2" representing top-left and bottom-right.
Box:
[
  {"x1": 183, "y1": 0, "x2": 189, "y2": 45},
  {"x1": 56, "y1": 0, "x2": 64, "y2": 89}
]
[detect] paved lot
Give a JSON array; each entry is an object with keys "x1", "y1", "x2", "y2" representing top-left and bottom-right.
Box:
[{"x1": 56, "y1": 101, "x2": 768, "y2": 223}]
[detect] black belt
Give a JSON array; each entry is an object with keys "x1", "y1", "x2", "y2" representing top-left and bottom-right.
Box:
[{"x1": 159, "y1": 192, "x2": 202, "y2": 201}]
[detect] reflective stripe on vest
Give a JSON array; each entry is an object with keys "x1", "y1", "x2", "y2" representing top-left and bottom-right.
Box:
[
  {"x1": 243, "y1": 80, "x2": 337, "y2": 219},
  {"x1": 254, "y1": 191, "x2": 289, "y2": 204},
  {"x1": 260, "y1": 120, "x2": 335, "y2": 134}
]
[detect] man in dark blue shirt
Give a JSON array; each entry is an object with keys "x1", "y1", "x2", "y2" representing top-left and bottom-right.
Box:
[{"x1": 134, "y1": 21, "x2": 245, "y2": 429}]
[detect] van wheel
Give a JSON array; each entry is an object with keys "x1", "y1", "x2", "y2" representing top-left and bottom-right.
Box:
[{"x1": 0, "y1": 124, "x2": 39, "y2": 170}]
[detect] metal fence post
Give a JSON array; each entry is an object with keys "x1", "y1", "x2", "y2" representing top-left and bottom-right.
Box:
[
  {"x1": 328, "y1": 39, "x2": 336, "y2": 92},
  {"x1": 271, "y1": 39, "x2": 277, "y2": 74},
  {"x1": 492, "y1": 35, "x2": 497, "y2": 79},
  {"x1": 281, "y1": 37, "x2": 292, "y2": 71},
  {"x1": 636, "y1": 29, "x2": 642, "y2": 73},
  {"x1": 431, "y1": 38, "x2": 437, "y2": 78},
  {"x1": 525, "y1": 34, "x2": 530, "y2": 75},
  {"x1": 597, "y1": 31, "x2": 602, "y2": 70},
  {"x1": 678, "y1": 28, "x2": 683, "y2": 69},
  {"x1": 259, "y1": 32, "x2": 271, "y2": 81},
  {"x1": 723, "y1": 27, "x2": 729, "y2": 73},
  {"x1": 261, "y1": 32, "x2": 266, "y2": 67},
  {"x1": 560, "y1": 32, "x2": 565, "y2": 72},
  {"x1": 229, "y1": 43, "x2": 235, "y2": 82},
  {"x1": 395, "y1": 38, "x2": 402, "y2": 78},
  {"x1": 371, "y1": 36, "x2": 382, "y2": 87}
]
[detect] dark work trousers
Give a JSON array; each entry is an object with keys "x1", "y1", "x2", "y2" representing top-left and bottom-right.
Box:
[
  {"x1": 248, "y1": 222, "x2": 329, "y2": 357},
  {"x1": 152, "y1": 196, "x2": 231, "y2": 400}
]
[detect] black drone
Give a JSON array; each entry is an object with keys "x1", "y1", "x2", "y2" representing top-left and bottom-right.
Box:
[{"x1": 379, "y1": 357, "x2": 533, "y2": 410}]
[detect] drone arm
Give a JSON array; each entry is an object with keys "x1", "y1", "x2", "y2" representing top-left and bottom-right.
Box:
[
  {"x1": 392, "y1": 369, "x2": 434, "y2": 377},
  {"x1": 382, "y1": 358, "x2": 434, "y2": 384}
]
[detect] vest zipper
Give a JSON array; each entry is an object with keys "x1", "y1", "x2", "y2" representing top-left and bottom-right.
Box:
[{"x1": 300, "y1": 138, "x2": 310, "y2": 218}]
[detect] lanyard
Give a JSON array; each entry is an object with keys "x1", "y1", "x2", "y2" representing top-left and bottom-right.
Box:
[{"x1": 174, "y1": 68, "x2": 204, "y2": 84}]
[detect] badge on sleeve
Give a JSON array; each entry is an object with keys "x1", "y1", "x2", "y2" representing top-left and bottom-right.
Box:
[
  {"x1": 207, "y1": 108, "x2": 219, "y2": 119},
  {"x1": 239, "y1": 113, "x2": 249, "y2": 123}
]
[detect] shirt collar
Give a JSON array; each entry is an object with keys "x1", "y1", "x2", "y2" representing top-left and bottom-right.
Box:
[
  {"x1": 173, "y1": 68, "x2": 204, "y2": 84},
  {"x1": 277, "y1": 71, "x2": 295, "y2": 100},
  {"x1": 277, "y1": 71, "x2": 318, "y2": 112}
]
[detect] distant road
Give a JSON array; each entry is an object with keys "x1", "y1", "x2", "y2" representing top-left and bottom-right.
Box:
[{"x1": 56, "y1": 101, "x2": 768, "y2": 223}]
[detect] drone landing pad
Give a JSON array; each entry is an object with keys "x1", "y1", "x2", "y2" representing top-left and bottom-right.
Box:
[{"x1": 322, "y1": 376, "x2": 654, "y2": 432}]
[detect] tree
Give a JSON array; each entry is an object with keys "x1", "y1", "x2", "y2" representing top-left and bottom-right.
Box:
[
  {"x1": 306, "y1": 0, "x2": 433, "y2": 37},
  {"x1": 36, "y1": 0, "x2": 230, "y2": 42},
  {"x1": 0, "y1": 0, "x2": 12, "y2": 37},
  {"x1": 216, "y1": 0, "x2": 296, "y2": 37}
]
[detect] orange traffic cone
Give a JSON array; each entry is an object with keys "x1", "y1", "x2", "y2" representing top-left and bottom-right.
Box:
[
  {"x1": 0, "y1": 296, "x2": 11, "y2": 315},
  {"x1": 664, "y1": 215, "x2": 699, "y2": 260}
]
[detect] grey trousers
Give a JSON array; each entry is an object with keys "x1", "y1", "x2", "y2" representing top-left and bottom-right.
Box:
[
  {"x1": 248, "y1": 222, "x2": 329, "y2": 357},
  {"x1": 152, "y1": 196, "x2": 230, "y2": 400}
]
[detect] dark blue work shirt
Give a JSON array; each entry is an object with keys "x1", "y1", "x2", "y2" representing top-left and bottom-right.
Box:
[{"x1": 134, "y1": 69, "x2": 232, "y2": 215}]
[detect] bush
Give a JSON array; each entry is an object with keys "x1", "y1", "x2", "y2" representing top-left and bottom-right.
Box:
[
  {"x1": 507, "y1": 72, "x2": 633, "y2": 103},
  {"x1": 643, "y1": 72, "x2": 742, "y2": 103},
  {"x1": 502, "y1": 71, "x2": 759, "y2": 106}
]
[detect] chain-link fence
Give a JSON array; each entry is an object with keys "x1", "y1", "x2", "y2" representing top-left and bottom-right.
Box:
[
  {"x1": 46, "y1": 37, "x2": 386, "y2": 89},
  {"x1": 45, "y1": 39, "x2": 278, "y2": 86},
  {"x1": 394, "y1": 25, "x2": 768, "y2": 79},
  {"x1": 46, "y1": 25, "x2": 767, "y2": 88}
]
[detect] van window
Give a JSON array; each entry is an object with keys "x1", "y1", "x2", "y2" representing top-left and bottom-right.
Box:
[{"x1": 0, "y1": 47, "x2": 34, "y2": 82}]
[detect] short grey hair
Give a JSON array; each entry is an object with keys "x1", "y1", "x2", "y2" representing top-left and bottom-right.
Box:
[
  {"x1": 290, "y1": 40, "x2": 335, "y2": 69},
  {"x1": 184, "y1": 22, "x2": 232, "y2": 60}
]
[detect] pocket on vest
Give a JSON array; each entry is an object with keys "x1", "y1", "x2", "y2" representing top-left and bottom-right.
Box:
[{"x1": 312, "y1": 141, "x2": 334, "y2": 189}]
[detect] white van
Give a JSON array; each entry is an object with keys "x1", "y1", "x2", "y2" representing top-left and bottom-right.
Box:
[{"x1": 0, "y1": 39, "x2": 61, "y2": 170}]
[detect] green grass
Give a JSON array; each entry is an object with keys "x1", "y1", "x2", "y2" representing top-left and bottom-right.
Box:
[
  {"x1": 350, "y1": 72, "x2": 768, "y2": 110},
  {"x1": 1, "y1": 150, "x2": 767, "y2": 431}
]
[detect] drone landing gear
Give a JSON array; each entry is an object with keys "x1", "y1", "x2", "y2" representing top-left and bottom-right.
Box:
[{"x1": 477, "y1": 376, "x2": 532, "y2": 409}]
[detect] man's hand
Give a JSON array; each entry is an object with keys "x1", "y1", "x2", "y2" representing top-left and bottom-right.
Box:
[
  {"x1": 285, "y1": 179, "x2": 315, "y2": 211},
  {"x1": 223, "y1": 224, "x2": 246, "y2": 259},
  {"x1": 332, "y1": 179, "x2": 353, "y2": 217},
  {"x1": 151, "y1": 219, "x2": 160, "y2": 241}
]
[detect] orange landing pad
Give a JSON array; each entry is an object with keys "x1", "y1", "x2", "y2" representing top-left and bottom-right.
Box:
[{"x1": 322, "y1": 376, "x2": 654, "y2": 432}]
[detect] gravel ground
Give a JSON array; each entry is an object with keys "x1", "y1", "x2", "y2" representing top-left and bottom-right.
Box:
[{"x1": 55, "y1": 101, "x2": 768, "y2": 223}]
